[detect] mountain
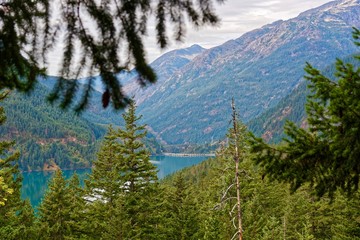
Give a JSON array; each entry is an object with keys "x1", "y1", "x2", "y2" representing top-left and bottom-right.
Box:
[
  {"x1": 123, "y1": 44, "x2": 206, "y2": 105},
  {"x1": 44, "y1": 44, "x2": 206, "y2": 127},
  {"x1": 38, "y1": 76, "x2": 125, "y2": 126},
  {"x1": 247, "y1": 53, "x2": 360, "y2": 143},
  {"x1": 133, "y1": 0, "x2": 360, "y2": 144}
]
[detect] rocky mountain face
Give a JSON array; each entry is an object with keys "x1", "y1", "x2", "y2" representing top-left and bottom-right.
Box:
[
  {"x1": 131, "y1": 0, "x2": 360, "y2": 144},
  {"x1": 123, "y1": 44, "x2": 206, "y2": 105}
]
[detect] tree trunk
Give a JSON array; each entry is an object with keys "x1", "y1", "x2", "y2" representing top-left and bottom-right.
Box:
[{"x1": 231, "y1": 99, "x2": 243, "y2": 240}]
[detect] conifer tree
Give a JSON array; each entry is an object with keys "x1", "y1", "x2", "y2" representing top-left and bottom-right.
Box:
[
  {"x1": 117, "y1": 100, "x2": 158, "y2": 192},
  {"x1": 37, "y1": 170, "x2": 71, "y2": 240},
  {"x1": 99, "y1": 194, "x2": 132, "y2": 240},
  {"x1": 87, "y1": 100, "x2": 157, "y2": 199},
  {"x1": 0, "y1": 174, "x2": 12, "y2": 207},
  {"x1": 165, "y1": 173, "x2": 200, "y2": 240},
  {"x1": 85, "y1": 100, "x2": 159, "y2": 238},
  {"x1": 86, "y1": 125, "x2": 125, "y2": 205},
  {"x1": 0, "y1": 91, "x2": 25, "y2": 238},
  {"x1": 250, "y1": 30, "x2": 360, "y2": 198},
  {"x1": 0, "y1": 91, "x2": 20, "y2": 205},
  {"x1": 14, "y1": 199, "x2": 37, "y2": 240},
  {"x1": 66, "y1": 173, "x2": 87, "y2": 238}
]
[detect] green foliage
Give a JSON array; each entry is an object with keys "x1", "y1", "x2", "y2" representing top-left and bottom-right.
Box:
[
  {"x1": 159, "y1": 112, "x2": 360, "y2": 239},
  {"x1": 0, "y1": 91, "x2": 19, "y2": 207},
  {"x1": 3, "y1": 97, "x2": 360, "y2": 239},
  {"x1": 115, "y1": 100, "x2": 158, "y2": 192},
  {"x1": 0, "y1": 81, "x2": 164, "y2": 171},
  {"x1": 15, "y1": 199, "x2": 37, "y2": 239},
  {"x1": 162, "y1": 151, "x2": 360, "y2": 239},
  {"x1": 250, "y1": 30, "x2": 360, "y2": 198},
  {"x1": 0, "y1": 1, "x2": 45, "y2": 92},
  {"x1": 86, "y1": 101, "x2": 157, "y2": 200},
  {"x1": 85, "y1": 100, "x2": 160, "y2": 239},
  {"x1": 163, "y1": 174, "x2": 200, "y2": 240},
  {"x1": 1, "y1": 0, "x2": 222, "y2": 111},
  {"x1": 37, "y1": 170, "x2": 71, "y2": 239},
  {"x1": 0, "y1": 92, "x2": 37, "y2": 239},
  {"x1": 37, "y1": 170, "x2": 86, "y2": 240}
]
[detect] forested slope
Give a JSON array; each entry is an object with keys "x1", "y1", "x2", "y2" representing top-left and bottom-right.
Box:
[
  {"x1": 0, "y1": 81, "x2": 164, "y2": 171},
  {"x1": 0, "y1": 84, "x2": 106, "y2": 171}
]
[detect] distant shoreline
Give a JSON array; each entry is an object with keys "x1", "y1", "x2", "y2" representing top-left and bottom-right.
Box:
[
  {"x1": 159, "y1": 153, "x2": 215, "y2": 157},
  {"x1": 21, "y1": 154, "x2": 214, "y2": 173}
]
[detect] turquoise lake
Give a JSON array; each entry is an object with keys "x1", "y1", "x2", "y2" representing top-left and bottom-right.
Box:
[{"x1": 21, "y1": 156, "x2": 208, "y2": 209}]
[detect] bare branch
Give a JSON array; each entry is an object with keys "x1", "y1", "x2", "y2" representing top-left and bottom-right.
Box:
[
  {"x1": 221, "y1": 183, "x2": 235, "y2": 201},
  {"x1": 231, "y1": 216, "x2": 237, "y2": 229},
  {"x1": 231, "y1": 231, "x2": 240, "y2": 240}
]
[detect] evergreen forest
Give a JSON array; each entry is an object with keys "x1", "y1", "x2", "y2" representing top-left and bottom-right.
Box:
[
  {"x1": 1, "y1": 1, "x2": 360, "y2": 239},
  {"x1": 1, "y1": 45, "x2": 360, "y2": 238}
]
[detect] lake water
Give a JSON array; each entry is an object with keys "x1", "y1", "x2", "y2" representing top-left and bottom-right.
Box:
[{"x1": 21, "y1": 156, "x2": 208, "y2": 209}]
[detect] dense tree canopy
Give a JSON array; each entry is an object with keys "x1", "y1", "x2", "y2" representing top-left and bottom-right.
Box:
[
  {"x1": 0, "y1": 0, "x2": 223, "y2": 111},
  {"x1": 250, "y1": 30, "x2": 360, "y2": 198},
  {"x1": 0, "y1": 91, "x2": 20, "y2": 208}
]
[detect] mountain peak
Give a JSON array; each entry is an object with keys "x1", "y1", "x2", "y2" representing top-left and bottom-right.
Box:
[{"x1": 188, "y1": 44, "x2": 205, "y2": 51}]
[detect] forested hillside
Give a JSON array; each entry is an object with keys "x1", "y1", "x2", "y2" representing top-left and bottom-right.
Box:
[
  {"x1": 2, "y1": 32, "x2": 360, "y2": 238},
  {"x1": 0, "y1": 84, "x2": 106, "y2": 171},
  {"x1": 0, "y1": 82, "x2": 163, "y2": 171}
]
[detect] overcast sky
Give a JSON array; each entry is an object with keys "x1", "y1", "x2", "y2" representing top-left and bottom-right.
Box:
[{"x1": 144, "y1": 0, "x2": 333, "y2": 62}]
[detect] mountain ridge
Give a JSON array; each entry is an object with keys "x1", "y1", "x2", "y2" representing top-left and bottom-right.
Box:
[{"x1": 134, "y1": 0, "x2": 360, "y2": 144}]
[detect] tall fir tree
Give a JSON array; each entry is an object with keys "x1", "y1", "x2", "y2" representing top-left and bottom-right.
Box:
[
  {"x1": 37, "y1": 170, "x2": 72, "y2": 240},
  {"x1": 14, "y1": 199, "x2": 37, "y2": 239},
  {"x1": 86, "y1": 125, "x2": 126, "y2": 205},
  {"x1": 86, "y1": 100, "x2": 158, "y2": 198},
  {"x1": 85, "y1": 100, "x2": 159, "y2": 239},
  {"x1": 117, "y1": 100, "x2": 158, "y2": 192}
]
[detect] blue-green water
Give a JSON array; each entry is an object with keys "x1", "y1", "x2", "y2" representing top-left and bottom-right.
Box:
[{"x1": 21, "y1": 156, "x2": 208, "y2": 209}]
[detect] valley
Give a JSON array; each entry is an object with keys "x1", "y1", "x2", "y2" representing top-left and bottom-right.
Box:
[{"x1": 2, "y1": 0, "x2": 360, "y2": 171}]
